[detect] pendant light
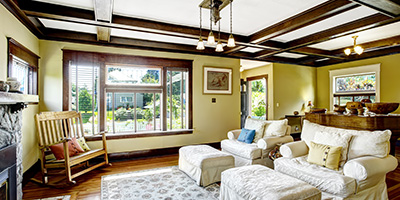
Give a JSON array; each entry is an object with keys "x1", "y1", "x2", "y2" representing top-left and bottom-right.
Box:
[
  {"x1": 196, "y1": 7, "x2": 205, "y2": 50},
  {"x1": 226, "y1": 0, "x2": 235, "y2": 47},
  {"x1": 207, "y1": 0, "x2": 215, "y2": 45},
  {"x1": 344, "y1": 36, "x2": 364, "y2": 56},
  {"x1": 216, "y1": 21, "x2": 224, "y2": 52}
]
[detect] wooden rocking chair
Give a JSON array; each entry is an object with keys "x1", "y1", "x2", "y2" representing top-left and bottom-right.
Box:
[{"x1": 34, "y1": 111, "x2": 110, "y2": 185}]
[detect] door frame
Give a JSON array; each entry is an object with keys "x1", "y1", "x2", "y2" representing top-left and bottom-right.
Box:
[{"x1": 246, "y1": 74, "x2": 268, "y2": 120}]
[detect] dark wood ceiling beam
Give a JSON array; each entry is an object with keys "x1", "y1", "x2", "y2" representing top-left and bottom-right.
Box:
[
  {"x1": 255, "y1": 13, "x2": 394, "y2": 58},
  {"x1": 249, "y1": 0, "x2": 358, "y2": 44},
  {"x1": 350, "y1": 0, "x2": 400, "y2": 17},
  {"x1": 0, "y1": 0, "x2": 43, "y2": 37},
  {"x1": 331, "y1": 35, "x2": 400, "y2": 55},
  {"x1": 315, "y1": 45, "x2": 400, "y2": 66}
]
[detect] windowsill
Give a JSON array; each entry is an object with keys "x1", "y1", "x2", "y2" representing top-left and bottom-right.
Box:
[{"x1": 85, "y1": 129, "x2": 194, "y2": 141}]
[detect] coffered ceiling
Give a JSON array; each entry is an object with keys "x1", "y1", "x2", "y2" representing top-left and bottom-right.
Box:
[{"x1": 2, "y1": 0, "x2": 400, "y2": 67}]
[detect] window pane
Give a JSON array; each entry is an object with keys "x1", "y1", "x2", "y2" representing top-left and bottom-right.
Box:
[
  {"x1": 335, "y1": 74, "x2": 375, "y2": 93},
  {"x1": 250, "y1": 79, "x2": 267, "y2": 120},
  {"x1": 114, "y1": 93, "x2": 135, "y2": 133},
  {"x1": 70, "y1": 64, "x2": 99, "y2": 135},
  {"x1": 339, "y1": 96, "x2": 353, "y2": 106},
  {"x1": 11, "y1": 57, "x2": 29, "y2": 94},
  {"x1": 167, "y1": 70, "x2": 188, "y2": 130},
  {"x1": 107, "y1": 66, "x2": 160, "y2": 85}
]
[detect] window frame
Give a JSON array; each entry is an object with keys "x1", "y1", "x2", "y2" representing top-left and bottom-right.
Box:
[
  {"x1": 63, "y1": 50, "x2": 193, "y2": 140},
  {"x1": 329, "y1": 64, "x2": 380, "y2": 109},
  {"x1": 7, "y1": 38, "x2": 40, "y2": 95}
]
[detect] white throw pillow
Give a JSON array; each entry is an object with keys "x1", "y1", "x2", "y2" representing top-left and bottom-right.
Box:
[
  {"x1": 347, "y1": 129, "x2": 391, "y2": 160},
  {"x1": 244, "y1": 118, "x2": 267, "y2": 143},
  {"x1": 313, "y1": 131, "x2": 353, "y2": 167},
  {"x1": 263, "y1": 119, "x2": 288, "y2": 137}
]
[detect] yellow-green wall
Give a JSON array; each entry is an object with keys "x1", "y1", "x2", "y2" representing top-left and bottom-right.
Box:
[
  {"x1": 39, "y1": 40, "x2": 241, "y2": 153},
  {"x1": 316, "y1": 53, "x2": 400, "y2": 113},
  {"x1": 0, "y1": 5, "x2": 40, "y2": 172},
  {"x1": 272, "y1": 63, "x2": 316, "y2": 119},
  {"x1": 240, "y1": 64, "x2": 274, "y2": 120}
]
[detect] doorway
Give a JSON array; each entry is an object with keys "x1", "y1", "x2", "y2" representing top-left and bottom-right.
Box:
[{"x1": 247, "y1": 75, "x2": 268, "y2": 120}]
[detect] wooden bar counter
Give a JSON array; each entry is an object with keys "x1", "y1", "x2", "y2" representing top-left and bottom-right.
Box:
[{"x1": 305, "y1": 112, "x2": 400, "y2": 155}]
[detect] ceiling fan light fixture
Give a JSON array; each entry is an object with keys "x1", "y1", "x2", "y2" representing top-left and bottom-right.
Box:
[
  {"x1": 344, "y1": 48, "x2": 351, "y2": 56},
  {"x1": 216, "y1": 41, "x2": 224, "y2": 52},
  {"x1": 196, "y1": 37, "x2": 205, "y2": 50},
  {"x1": 354, "y1": 45, "x2": 364, "y2": 55},
  {"x1": 207, "y1": 31, "x2": 215, "y2": 45},
  {"x1": 227, "y1": 34, "x2": 235, "y2": 47}
]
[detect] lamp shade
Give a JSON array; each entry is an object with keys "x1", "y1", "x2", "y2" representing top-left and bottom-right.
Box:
[
  {"x1": 207, "y1": 31, "x2": 215, "y2": 45},
  {"x1": 196, "y1": 37, "x2": 205, "y2": 50},
  {"x1": 227, "y1": 34, "x2": 235, "y2": 47},
  {"x1": 354, "y1": 45, "x2": 364, "y2": 55},
  {"x1": 215, "y1": 41, "x2": 224, "y2": 52},
  {"x1": 344, "y1": 48, "x2": 351, "y2": 56}
]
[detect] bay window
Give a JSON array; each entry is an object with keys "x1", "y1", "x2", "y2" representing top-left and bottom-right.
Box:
[{"x1": 63, "y1": 50, "x2": 192, "y2": 138}]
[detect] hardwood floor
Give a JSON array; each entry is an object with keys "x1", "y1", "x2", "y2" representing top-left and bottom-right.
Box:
[{"x1": 23, "y1": 150, "x2": 400, "y2": 199}]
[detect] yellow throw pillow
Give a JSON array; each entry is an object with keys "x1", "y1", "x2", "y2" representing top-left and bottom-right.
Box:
[
  {"x1": 77, "y1": 137, "x2": 91, "y2": 151},
  {"x1": 307, "y1": 141, "x2": 342, "y2": 170}
]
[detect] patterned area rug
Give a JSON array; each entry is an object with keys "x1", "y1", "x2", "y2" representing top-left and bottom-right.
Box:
[{"x1": 101, "y1": 166, "x2": 220, "y2": 200}]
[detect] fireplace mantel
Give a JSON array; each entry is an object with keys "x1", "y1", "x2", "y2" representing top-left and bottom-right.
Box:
[{"x1": 0, "y1": 92, "x2": 39, "y2": 105}]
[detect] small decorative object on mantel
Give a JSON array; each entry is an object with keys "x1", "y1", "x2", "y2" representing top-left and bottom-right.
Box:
[
  {"x1": 365, "y1": 102, "x2": 399, "y2": 115},
  {"x1": 0, "y1": 80, "x2": 9, "y2": 92},
  {"x1": 333, "y1": 104, "x2": 346, "y2": 114},
  {"x1": 6, "y1": 77, "x2": 21, "y2": 93},
  {"x1": 293, "y1": 111, "x2": 299, "y2": 115},
  {"x1": 346, "y1": 102, "x2": 362, "y2": 115}
]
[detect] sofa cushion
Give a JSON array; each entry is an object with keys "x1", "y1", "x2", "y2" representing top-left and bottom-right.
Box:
[
  {"x1": 275, "y1": 156, "x2": 356, "y2": 198},
  {"x1": 244, "y1": 118, "x2": 267, "y2": 143},
  {"x1": 263, "y1": 119, "x2": 288, "y2": 137},
  {"x1": 221, "y1": 139, "x2": 262, "y2": 160},
  {"x1": 301, "y1": 120, "x2": 391, "y2": 160},
  {"x1": 307, "y1": 141, "x2": 342, "y2": 170},
  {"x1": 313, "y1": 131, "x2": 352, "y2": 167},
  {"x1": 238, "y1": 128, "x2": 256, "y2": 144},
  {"x1": 347, "y1": 129, "x2": 391, "y2": 160}
]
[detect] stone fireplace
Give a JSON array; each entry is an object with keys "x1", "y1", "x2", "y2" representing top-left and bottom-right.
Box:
[{"x1": 0, "y1": 92, "x2": 39, "y2": 200}]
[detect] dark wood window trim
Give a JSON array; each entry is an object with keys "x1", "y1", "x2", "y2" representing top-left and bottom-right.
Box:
[
  {"x1": 246, "y1": 74, "x2": 268, "y2": 120},
  {"x1": 7, "y1": 38, "x2": 40, "y2": 95},
  {"x1": 63, "y1": 50, "x2": 193, "y2": 138}
]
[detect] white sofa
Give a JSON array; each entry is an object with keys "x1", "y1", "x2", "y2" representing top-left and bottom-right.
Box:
[
  {"x1": 221, "y1": 117, "x2": 294, "y2": 168},
  {"x1": 275, "y1": 120, "x2": 398, "y2": 200}
]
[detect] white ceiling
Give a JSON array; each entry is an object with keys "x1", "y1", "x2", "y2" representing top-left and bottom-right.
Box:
[{"x1": 33, "y1": 0, "x2": 400, "y2": 58}]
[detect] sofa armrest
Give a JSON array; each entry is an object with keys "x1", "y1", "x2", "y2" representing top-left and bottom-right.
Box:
[
  {"x1": 280, "y1": 141, "x2": 309, "y2": 158},
  {"x1": 343, "y1": 155, "x2": 398, "y2": 181},
  {"x1": 257, "y1": 136, "x2": 294, "y2": 150},
  {"x1": 227, "y1": 129, "x2": 242, "y2": 140}
]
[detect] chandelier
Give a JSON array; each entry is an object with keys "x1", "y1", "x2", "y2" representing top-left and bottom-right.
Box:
[
  {"x1": 196, "y1": 0, "x2": 235, "y2": 52},
  {"x1": 344, "y1": 36, "x2": 364, "y2": 56}
]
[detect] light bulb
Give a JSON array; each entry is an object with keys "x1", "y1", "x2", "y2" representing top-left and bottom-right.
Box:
[
  {"x1": 354, "y1": 45, "x2": 364, "y2": 55},
  {"x1": 344, "y1": 48, "x2": 351, "y2": 56},
  {"x1": 196, "y1": 37, "x2": 205, "y2": 50},
  {"x1": 215, "y1": 41, "x2": 223, "y2": 52},
  {"x1": 227, "y1": 34, "x2": 235, "y2": 47},
  {"x1": 207, "y1": 31, "x2": 215, "y2": 45}
]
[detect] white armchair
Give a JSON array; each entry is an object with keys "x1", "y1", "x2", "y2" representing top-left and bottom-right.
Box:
[
  {"x1": 221, "y1": 117, "x2": 294, "y2": 168},
  {"x1": 275, "y1": 120, "x2": 398, "y2": 199}
]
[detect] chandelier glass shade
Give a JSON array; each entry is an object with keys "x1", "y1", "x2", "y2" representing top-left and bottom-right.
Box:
[
  {"x1": 207, "y1": 31, "x2": 215, "y2": 45},
  {"x1": 344, "y1": 36, "x2": 364, "y2": 56}
]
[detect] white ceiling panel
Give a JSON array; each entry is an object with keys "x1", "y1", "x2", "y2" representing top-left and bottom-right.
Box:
[
  {"x1": 111, "y1": 28, "x2": 199, "y2": 46},
  {"x1": 274, "y1": 6, "x2": 378, "y2": 42},
  {"x1": 240, "y1": 47, "x2": 263, "y2": 53},
  {"x1": 39, "y1": 18, "x2": 97, "y2": 34},
  {"x1": 33, "y1": 0, "x2": 94, "y2": 10},
  {"x1": 275, "y1": 52, "x2": 307, "y2": 58},
  {"x1": 112, "y1": 0, "x2": 328, "y2": 36},
  {"x1": 310, "y1": 21, "x2": 400, "y2": 50}
]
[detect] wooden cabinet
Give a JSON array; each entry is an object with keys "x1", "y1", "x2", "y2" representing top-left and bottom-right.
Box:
[{"x1": 305, "y1": 113, "x2": 400, "y2": 155}]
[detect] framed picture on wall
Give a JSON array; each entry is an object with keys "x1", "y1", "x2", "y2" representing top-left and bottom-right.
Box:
[{"x1": 203, "y1": 66, "x2": 232, "y2": 94}]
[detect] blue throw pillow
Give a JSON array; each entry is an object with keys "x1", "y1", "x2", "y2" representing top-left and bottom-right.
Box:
[{"x1": 238, "y1": 128, "x2": 256, "y2": 144}]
